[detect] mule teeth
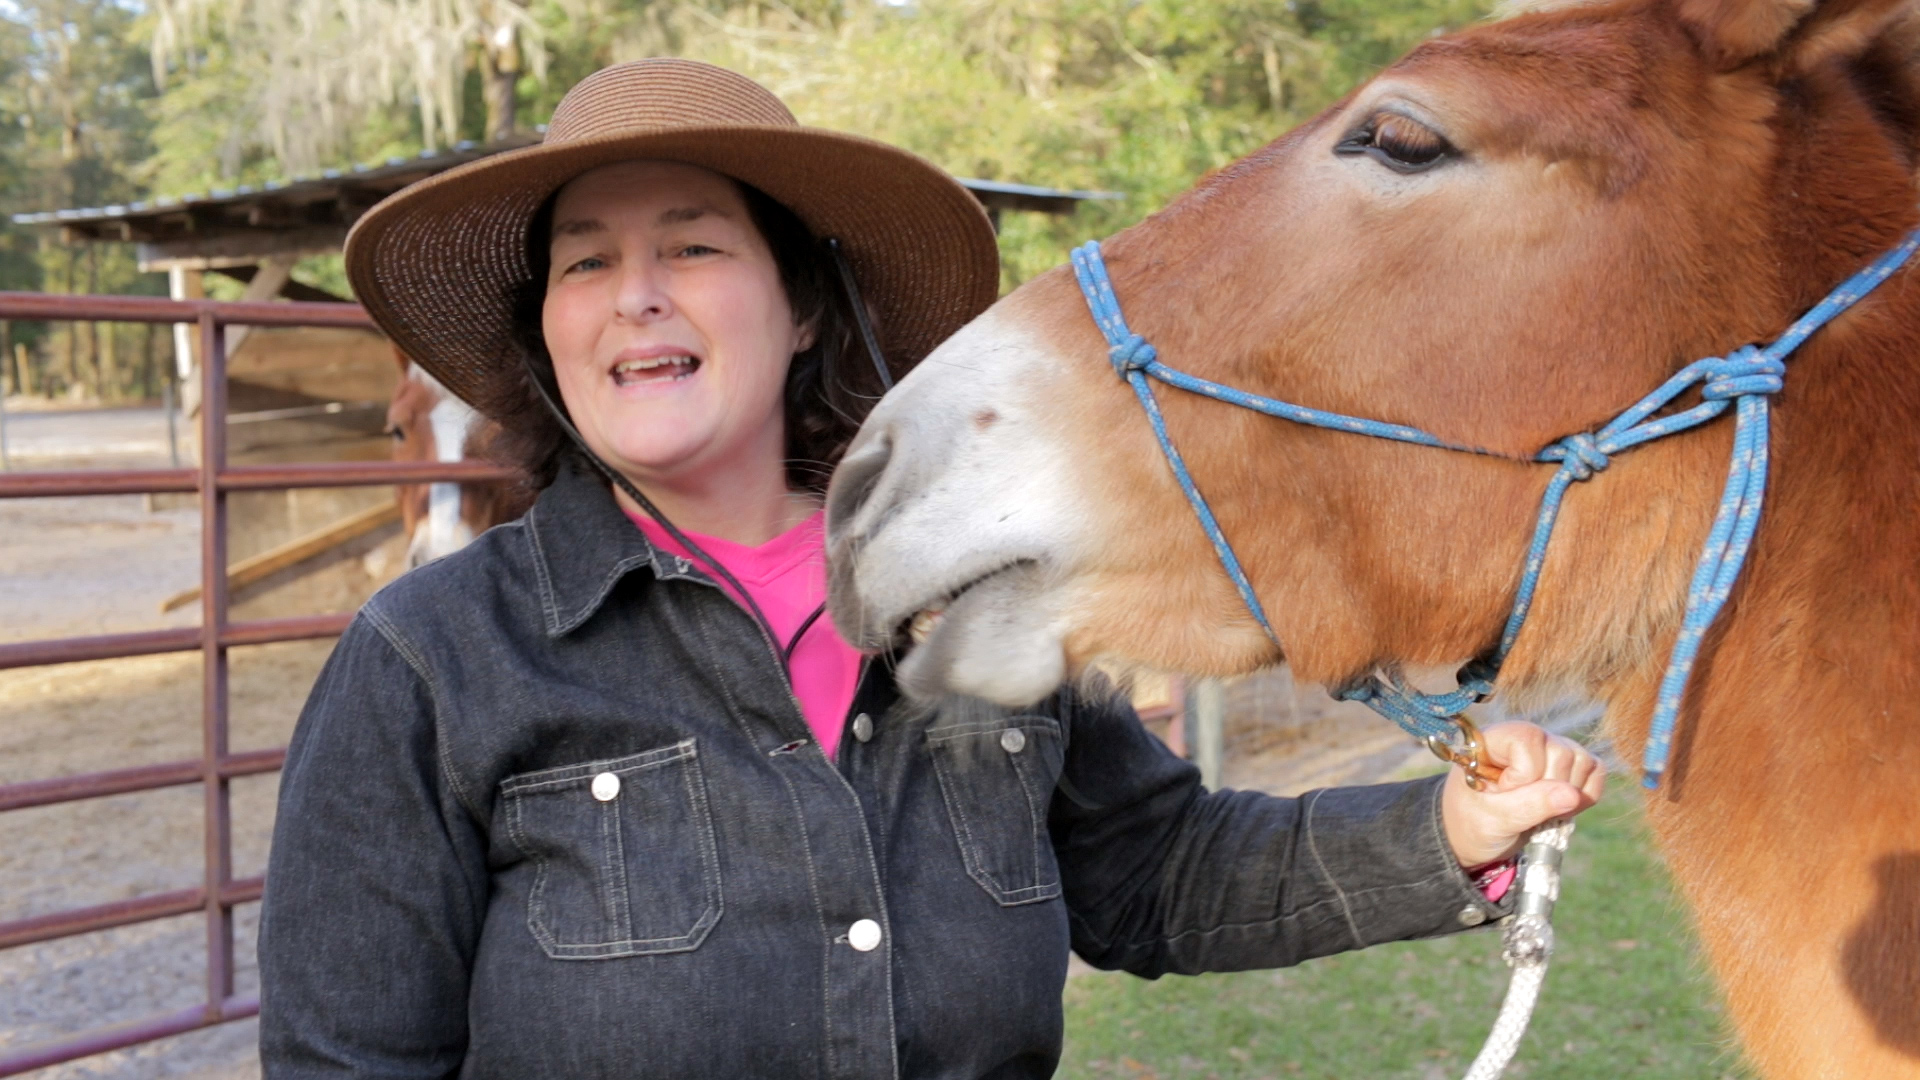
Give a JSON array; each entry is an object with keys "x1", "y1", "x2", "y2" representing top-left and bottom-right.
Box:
[{"x1": 909, "y1": 607, "x2": 944, "y2": 645}]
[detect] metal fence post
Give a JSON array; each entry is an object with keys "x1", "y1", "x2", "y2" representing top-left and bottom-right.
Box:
[
  {"x1": 164, "y1": 375, "x2": 179, "y2": 468},
  {"x1": 197, "y1": 311, "x2": 235, "y2": 1015},
  {"x1": 1187, "y1": 678, "x2": 1225, "y2": 790}
]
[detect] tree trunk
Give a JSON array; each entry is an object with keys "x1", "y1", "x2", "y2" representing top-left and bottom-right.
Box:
[
  {"x1": 82, "y1": 245, "x2": 101, "y2": 398},
  {"x1": 142, "y1": 323, "x2": 156, "y2": 400},
  {"x1": 62, "y1": 249, "x2": 79, "y2": 392},
  {"x1": 481, "y1": 25, "x2": 522, "y2": 142}
]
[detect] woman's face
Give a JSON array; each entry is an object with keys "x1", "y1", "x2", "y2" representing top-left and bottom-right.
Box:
[{"x1": 543, "y1": 160, "x2": 811, "y2": 492}]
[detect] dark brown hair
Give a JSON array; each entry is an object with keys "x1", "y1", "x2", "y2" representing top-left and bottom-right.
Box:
[{"x1": 477, "y1": 178, "x2": 888, "y2": 494}]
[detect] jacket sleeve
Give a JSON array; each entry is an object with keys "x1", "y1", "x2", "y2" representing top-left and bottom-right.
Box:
[
  {"x1": 258, "y1": 606, "x2": 487, "y2": 1078},
  {"x1": 1049, "y1": 685, "x2": 1509, "y2": 978}
]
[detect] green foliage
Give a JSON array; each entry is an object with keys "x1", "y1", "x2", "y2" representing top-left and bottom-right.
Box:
[
  {"x1": 0, "y1": 0, "x2": 170, "y2": 399},
  {"x1": 1058, "y1": 789, "x2": 1758, "y2": 1079},
  {"x1": 661, "y1": 0, "x2": 1491, "y2": 284}
]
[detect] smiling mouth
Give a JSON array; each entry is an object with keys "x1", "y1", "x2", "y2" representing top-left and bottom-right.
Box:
[{"x1": 612, "y1": 354, "x2": 701, "y2": 386}]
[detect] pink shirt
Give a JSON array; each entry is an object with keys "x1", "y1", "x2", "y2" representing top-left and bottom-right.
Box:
[{"x1": 627, "y1": 510, "x2": 861, "y2": 759}]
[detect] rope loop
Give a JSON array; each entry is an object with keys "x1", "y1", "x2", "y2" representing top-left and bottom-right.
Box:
[
  {"x1": 1455, "y1": 658, "x2": 1500, "y2": 699},
  {"x1": 1542, "y1": 433, "x2": 1610, "y2": 481},
  {"x1": 1701, "y1": 345, "x2": 1785, "y2": 401},
  {"x1": 1109, "y1": 333, "x2": 1157, "y2": 375}
]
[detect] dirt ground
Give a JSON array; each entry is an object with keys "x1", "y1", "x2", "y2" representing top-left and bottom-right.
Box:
[
  {"x1": 2, "y1": 421, "x2": 408, "y2": 1079},
  {"x1": 0, "y1": 430, "x2": 1457, "y2": 1080}
]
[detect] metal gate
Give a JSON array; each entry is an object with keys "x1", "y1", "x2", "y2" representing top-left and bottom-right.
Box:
[{"x1": 0, "y1": 292, "x2": 512, "y2": 1075}]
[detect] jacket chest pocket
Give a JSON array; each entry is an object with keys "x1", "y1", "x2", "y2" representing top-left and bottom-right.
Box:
[
  {"x1": 501, "y1": 740, "x2": 723, "y2": 959},
  {"x1": 925, "y1": 717, "x2": 1064, "y2": 906}
]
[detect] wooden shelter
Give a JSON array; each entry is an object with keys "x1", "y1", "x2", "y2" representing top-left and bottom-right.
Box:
[{"x1": 15, "y1": 132, "x2": 1115, "y2": 444}]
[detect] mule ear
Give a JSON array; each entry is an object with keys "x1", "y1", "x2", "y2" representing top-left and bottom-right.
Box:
[
  {"x1": 391, "y1": 344, "x2": 413, "y2": 378},
  {"x1": 1678, "y1": 0, "x2": 1915, "y2": 68}
]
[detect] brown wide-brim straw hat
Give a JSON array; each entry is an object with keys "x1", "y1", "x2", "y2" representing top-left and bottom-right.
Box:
[{"x1": 345, "y1": 58, "x2": 1001, "y2": 411}]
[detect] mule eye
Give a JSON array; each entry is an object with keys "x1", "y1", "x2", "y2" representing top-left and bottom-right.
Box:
[{"x1": 1337, "y1": 113, "x2": 1454, "y2": 173}]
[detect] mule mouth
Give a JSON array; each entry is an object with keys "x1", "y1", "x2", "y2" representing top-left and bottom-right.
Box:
[
  {"x1": 894, "y1": 559, "x2": 1036, "y2": 650},
  {"x1": 892, "y1": 558, "x2": 1065, "y2": 704}
]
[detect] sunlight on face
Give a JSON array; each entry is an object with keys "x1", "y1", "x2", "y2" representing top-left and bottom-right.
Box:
[{"x1": 543, "y1": 160, "x2": 812, "y2": 493}]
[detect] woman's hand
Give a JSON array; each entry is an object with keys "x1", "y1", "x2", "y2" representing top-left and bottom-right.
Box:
[{"x1": 1439, "y1": 721, "x2": 1605, "y2": 869}]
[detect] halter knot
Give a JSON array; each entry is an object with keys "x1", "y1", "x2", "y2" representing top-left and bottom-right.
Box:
[
  {"x1": 1455, "y1": 659, "x2": 1500, "y2": 700},
  {"x1": 1701, "y1": 346, "x2": 1785, "y2": 401},
  {"x1": 1109, "y1": 333, "x2": 1157, "y2": 375},
  {"x1": 1545, "y1": 433, "x2": 1611, "y2": 481}
]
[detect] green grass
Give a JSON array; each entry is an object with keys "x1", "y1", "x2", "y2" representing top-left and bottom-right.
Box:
[{"x1": 1059, "y1": 787, "x2": 1756, "y2": 1079}]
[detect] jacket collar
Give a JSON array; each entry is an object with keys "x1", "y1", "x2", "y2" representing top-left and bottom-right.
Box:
[{"x1": 525, "y1": 460, "x2": 701, "y2": 637}]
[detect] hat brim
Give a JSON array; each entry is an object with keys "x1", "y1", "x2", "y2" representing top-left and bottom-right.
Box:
[{"x1": 345, "y1": 125, "x2": 1001, "y2": 412}]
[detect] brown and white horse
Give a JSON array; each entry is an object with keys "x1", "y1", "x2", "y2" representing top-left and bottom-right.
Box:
[
  {"x1": 385, "y1": 349, "x2": 529, "y2": 568},
  {"x1": 825, "y1": 0, "x2": 1920, "y2": 1072}
]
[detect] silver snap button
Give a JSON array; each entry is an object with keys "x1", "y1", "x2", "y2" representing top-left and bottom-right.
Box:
[
  {"x1": 852, "y1": 713, "x2": 874, "y2": 743},
  {"x1": 1000, "y1": 728, "x2": 1027, "y2": 754},
  {"x1": 847, "y1": 918, "x2": 882, "y2": 952},
  {"x1": 1457, "y1": 905, "x2": 1487, "y2": 927},
  {"x1": 590, "y1": 772, "x2": 621, "y2": 802}
]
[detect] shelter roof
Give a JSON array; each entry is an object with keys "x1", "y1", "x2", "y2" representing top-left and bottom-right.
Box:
[{"x1": 11, "y1": 133, "x2": 1117, "y2": 271}]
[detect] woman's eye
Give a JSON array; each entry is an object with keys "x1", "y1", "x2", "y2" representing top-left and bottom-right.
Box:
[
  {"x1": 675, "y1": 244, "x2": 720, "y2": 258},
  {"x1": 1336, "y1": 113, "x2": 1454, "y2": 173},
  {"x1": 565, "y1": 256, "x2": 606, "y2": 274}
]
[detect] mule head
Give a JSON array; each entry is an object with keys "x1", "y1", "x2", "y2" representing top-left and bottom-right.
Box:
[
  {"x1": 387, "y1": 349, "x2": 484, "y2": 569},
  {"x1": 827, "y1": 0, "x2": 1920, "y2": 706}
]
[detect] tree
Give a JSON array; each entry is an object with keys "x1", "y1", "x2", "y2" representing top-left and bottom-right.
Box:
[
  {"x1": 0, "y1": 0, "x2": 165, "y2": 400},
  {"x1": 657, "y1": 0, "x2": 1485, "y2": 284},
  {"x1": 148, "y1": 0, "x2": 563, "y2": 178}
]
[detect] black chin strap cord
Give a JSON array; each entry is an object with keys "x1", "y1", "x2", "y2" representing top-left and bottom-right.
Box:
[
  {"x1": 520, "y1": 353, "x2": 789, "y2": 666},
  {"x1": 783, "y1": 603, "x2": 827, "y2": 667},
  {"x1": 827, "y1": 238, "x2": 894, "y2": 392}
]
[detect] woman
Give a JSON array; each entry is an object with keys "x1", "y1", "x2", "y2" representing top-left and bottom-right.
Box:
[{"x1": 259, "y1": 58, "x2": 1604, "y2": 1078}]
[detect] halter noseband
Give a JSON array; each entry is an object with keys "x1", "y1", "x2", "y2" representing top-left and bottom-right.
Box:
[{"x1": 1071, "y1": 231, "x2": 1919, "y2": 789}]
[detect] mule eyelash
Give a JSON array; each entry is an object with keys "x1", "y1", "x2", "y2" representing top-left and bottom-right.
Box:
[{"x1": 1336, "y1": 112, "x2": 1455, "y2": 173}]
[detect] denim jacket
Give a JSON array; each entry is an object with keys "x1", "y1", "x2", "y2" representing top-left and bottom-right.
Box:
[{"x1": 257, "y1": 462, "x2": 1509, "y2": 1080}]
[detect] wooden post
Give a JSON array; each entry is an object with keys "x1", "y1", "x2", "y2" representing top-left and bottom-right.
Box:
[
  {"x1": 1187, "y1": 678, "x2": 1226, "y2": 790},
  {"x1": 0, "y1": 357, "x2": 9, "y2": 472},
  {"x1": 169, "y1": 266, "x2": 204, "y2": 418}
]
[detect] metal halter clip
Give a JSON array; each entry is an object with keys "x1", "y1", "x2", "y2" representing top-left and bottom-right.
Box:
[{"x1": 1426, "y1": 712, "x2": 1496, "y2": 791}]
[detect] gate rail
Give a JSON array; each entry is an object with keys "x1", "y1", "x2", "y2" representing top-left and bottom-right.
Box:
[{"x1": 0, "y1": 292, "x2": 514, "y2": 1075}]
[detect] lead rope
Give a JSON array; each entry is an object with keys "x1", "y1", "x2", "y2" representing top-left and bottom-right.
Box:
[{"x1": 1462, "y1": 817, "x2": 1573, "y2": 1080}]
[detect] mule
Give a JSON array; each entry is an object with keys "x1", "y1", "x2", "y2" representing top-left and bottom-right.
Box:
[
  {"x1": 385, "y1": 349, "x2": 529, "y2": 568},
  {"x1": 824, "y1": 0, "x2": 1920, "y2": 1072}
]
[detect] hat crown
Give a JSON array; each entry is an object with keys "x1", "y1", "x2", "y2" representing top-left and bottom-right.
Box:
[{"x1": 545, "y1": 58, "x2": 797, "y2": 144}]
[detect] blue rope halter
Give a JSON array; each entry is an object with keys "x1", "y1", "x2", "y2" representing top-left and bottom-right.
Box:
[{"x1": 1071, "y1": 231, "x2": 1920, "y2": 788}]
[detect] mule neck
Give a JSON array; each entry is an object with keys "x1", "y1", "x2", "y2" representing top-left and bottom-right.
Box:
[{"x1": 626, "y1": 509, "x2": 861, "y2": 759}]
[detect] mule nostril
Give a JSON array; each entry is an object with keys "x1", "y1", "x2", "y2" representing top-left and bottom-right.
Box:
[{"x1": 826, "y1": 435, "x2": 891, "y2": 538}]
